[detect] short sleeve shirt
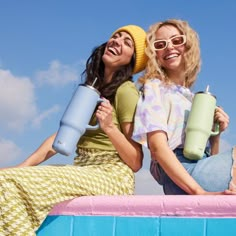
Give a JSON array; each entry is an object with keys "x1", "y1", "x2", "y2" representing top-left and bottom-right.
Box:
[{"x1": 132, "y1": 78, "x2": 193, "y2": 150}]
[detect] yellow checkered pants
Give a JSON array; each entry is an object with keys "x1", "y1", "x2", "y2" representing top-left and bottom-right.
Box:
[{"x1": 0, "y1": 149, "x2": 134, "y2": 236}]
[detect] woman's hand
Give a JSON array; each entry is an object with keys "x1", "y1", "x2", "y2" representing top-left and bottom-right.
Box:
[
  {"x1": 95, "y1": 98, "x2": 114, "y2": 132},
  {"x1": 0, "y1": 167, "x2": 8, "y2": 171},
  {"x1": 215, "y1": 106, "x2": 230, "y2": 133},
  {"x1": 223, "y1": 189, "x2": 236, "y2": 195},
  {"x1": 210, "y1": 107, "x2": 230, "y2": 155},
  {"x1": 96, "y1": 98, "x2": 143, "y2": 172}
]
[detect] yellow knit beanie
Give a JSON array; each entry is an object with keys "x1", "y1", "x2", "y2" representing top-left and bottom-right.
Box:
[{"x1": 112, "y1": 25, "x2": 148, "y2": 74}]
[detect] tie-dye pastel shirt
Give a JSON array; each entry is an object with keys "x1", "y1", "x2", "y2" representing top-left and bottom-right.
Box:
[{"x1": 132, "y1": 78, "x2": 194, "y2": 150}]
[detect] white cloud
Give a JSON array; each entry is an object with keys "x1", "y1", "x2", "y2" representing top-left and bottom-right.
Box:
[
  {"x1": 0, "y1": 69, "x2": 37, "y2": 132},
  {"x1": 32, "y1": 105, "x2": 60, "y2": 128},
  {"x1": 35, "y1": 60, "x2": 79, "y2": 87},
  {"x1": 0, "y1": 138, "x2": 22, "y2": 166}
]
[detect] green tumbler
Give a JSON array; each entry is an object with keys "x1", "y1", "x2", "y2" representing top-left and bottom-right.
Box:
[{"x1": 183, "y1": 86, "x2": 219, "y2": 160}]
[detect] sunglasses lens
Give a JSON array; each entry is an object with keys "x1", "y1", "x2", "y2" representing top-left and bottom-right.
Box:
[
  {"x1": 172, "y1": 36, "x2": 185, "y2": 46},
  {"x1": 153, "y1": 40, "x2": 167, "y2": 50}
]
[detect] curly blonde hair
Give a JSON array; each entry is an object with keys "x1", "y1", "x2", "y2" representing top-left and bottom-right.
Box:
[{"x1": 139, "y1": 19, "x2": 201, "y2": 88}]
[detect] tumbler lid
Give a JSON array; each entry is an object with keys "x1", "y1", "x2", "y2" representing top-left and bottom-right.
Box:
[
  {"x1": 81, "y1": 77, "x2": 100, "y2": 95},
  {"x1": 195, "y1": 85, "x2": 216, "y2": 98},
  {"x1": 80, "y1": 84, "x2": 101, "y2": 96}
]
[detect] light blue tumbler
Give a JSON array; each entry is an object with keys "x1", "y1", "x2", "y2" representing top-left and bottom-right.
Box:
[{"x1": 53, "y1": 83, "x2": 103, "y2": 156}]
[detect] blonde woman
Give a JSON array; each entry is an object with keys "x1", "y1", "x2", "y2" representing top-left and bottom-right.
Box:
[{"x1": 133, "y1": 19, "x2": 235, "y2": 195}]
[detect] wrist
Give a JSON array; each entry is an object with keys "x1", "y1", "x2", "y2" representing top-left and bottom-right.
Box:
[
  {"x1": 103, "y1": 123, "x2": 117, "y2": 135},
  {"x1": 209, "y1": 135, "x2": 220, "y2": 145},
  {"x1": 194, "y1": 188, "x2": 206, "y2": 195}
]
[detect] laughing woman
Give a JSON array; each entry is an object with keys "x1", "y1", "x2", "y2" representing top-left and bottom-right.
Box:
[{"x1": 0, "y1": 25, "x2": 147, "y2": 235}]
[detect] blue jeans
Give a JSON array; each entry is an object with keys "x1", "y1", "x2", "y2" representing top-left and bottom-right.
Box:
[{"x1": 150, "y1": 148, "x2": 234, "y2": 195}]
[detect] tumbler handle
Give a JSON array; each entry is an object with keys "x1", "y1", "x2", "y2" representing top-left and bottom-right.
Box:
[
  {"x1": 210, "y1": 106, "x2": 220, "y2": 136},
  {"x1": 86, "y1": 98, "x2": 105, "y2": 130}
]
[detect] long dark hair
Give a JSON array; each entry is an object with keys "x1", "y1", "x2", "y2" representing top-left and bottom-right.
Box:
[{"x1": 81, "y1": 42, "x2": 135, "y2": 104}]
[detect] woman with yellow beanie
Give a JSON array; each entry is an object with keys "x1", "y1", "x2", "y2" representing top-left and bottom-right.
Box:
[{"x1": 0, "y1": 25, "x2": 147, "y2": 235}]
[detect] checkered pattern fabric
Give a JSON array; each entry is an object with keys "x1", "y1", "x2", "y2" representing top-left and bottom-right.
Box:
[{"x1": 0, "y1": 149, "x2": 134, "y2": 235}]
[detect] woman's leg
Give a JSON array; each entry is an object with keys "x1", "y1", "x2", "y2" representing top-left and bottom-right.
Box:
[
  {"x1": 0, "y1": 165, "x2": 88, "y2": 236},
  {"x1": 191, "y1": 148, "x2": 234, "y2": 192},
  {"x1": 0, "y1": 158, "x2": 133, "y2": 236}
]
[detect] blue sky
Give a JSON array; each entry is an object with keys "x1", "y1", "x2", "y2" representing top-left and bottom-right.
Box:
[{"x1": 0, "y1": 1, "x2": 236, "y2": 195}]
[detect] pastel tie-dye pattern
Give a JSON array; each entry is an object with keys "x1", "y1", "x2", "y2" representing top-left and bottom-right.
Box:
[{"x1": 133, "y1": 79, "x2": 193, "y2": 150}]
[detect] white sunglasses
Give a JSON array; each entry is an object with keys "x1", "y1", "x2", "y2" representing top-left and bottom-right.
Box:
[{"x1": 153, "y1": 35, "x2": 186, "y2": 51}]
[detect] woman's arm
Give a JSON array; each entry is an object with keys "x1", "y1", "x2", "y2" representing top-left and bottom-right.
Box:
[
  {"x1": 9, "y1": 133, "x2": 57, "y2": 169},
  {"x1": 148, "y1": 130, "x2": 224, "y2": 195},
  {"x1": 209, "y1": 135, "x2": 220, "y2": 155},
  {"x1": 96, "y1": 101, "x2": 143, "y2": 172},
  {"x1": 105, "y1": 122, "x2": 143, "y2": 172}
]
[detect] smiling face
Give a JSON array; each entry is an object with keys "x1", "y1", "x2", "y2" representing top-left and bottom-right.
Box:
[
  {"x1": 102, "y1": 31, "x2": 135, "y2": 71},
  {"x1": 155, "y1": 25, "x2": 186, "y2": 76}
]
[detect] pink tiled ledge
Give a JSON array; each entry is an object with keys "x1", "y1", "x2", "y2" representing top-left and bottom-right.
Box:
[{"x1": 49, "y1": 195, "x2": 236, "y2": 218}]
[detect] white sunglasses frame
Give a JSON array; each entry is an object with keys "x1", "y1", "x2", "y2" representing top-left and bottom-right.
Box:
[{"x1": 152, "y1": 35, "x2": 187, "y2": 51}]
